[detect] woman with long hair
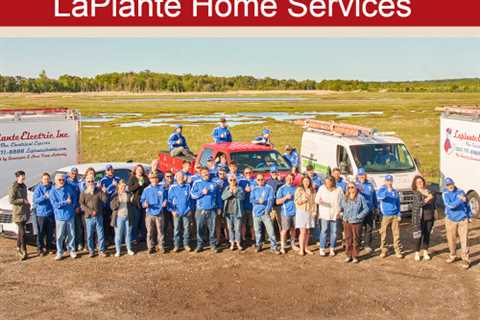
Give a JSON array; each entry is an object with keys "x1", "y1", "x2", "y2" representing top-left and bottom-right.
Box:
[
  {"x1": 294, "y1": 175, "x2": 317, "y2": 256},
  {"x1": 411, "y1": 175, "x2": 436, "y2": 261},
  {"x1": 111, "y1": 179, "x2": 135, "y2": 257},
  {"x1": 340, "y1": 182, "x2": 369, "y2": 263},
  {"x1": 127, "y1": 164, "x2": 149, "y2": 244}
]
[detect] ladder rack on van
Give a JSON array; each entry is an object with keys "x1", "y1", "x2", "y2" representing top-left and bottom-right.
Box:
[
  {"x1": 436, "y1": 106, "x2": 480, "y2": 118},
  {"x1": 0, "y1": 108, "x2": 79, "y2": 121},
  {"x1": 295, "y1": 119, "x2": 376, "y2": 137}
]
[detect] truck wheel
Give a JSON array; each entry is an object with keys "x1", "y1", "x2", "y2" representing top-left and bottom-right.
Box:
[{"x1": 467, "y1": 191, "x2": 480, "y2": 219}]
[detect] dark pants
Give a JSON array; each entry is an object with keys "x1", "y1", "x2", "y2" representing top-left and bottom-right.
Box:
[
  {"x1": 362, "y1": 213, "x2": 375, "y2": 248},
  {"x1": 163, "y1": 210, "x2": 174, "y2": 248},
  {"x1": 344, "y1": 222, "x2": 362, "y2": 258},
  {"x1": 416, "y1": 219, "x2": 434, "y2": 251},
  {"x1": 132, "y1": 206, "x2": 146, "y2": 242},
  {"x1": 36, "y1": 215, "x2": 55, "y2": 251},
  {"x1": 75, "y1": 213, "x2": 87, "y2": 249},
  {"x1": 16, "y1": 222, "x2": 27, "y2": 251},
  {"x1": 103, "y1": 208, "x2": 114, "y2": 244}
]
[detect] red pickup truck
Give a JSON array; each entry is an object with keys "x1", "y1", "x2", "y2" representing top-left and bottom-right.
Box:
[{"x1": 157, "y1": 142, "x2": 292, "y2": 179}]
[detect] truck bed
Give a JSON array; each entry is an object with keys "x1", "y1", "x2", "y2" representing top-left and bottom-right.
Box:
[{"x1": 157, "y1": 151, "x2": 196, "y2": 174}]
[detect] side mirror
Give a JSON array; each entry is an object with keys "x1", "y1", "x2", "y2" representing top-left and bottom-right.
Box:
[{"x1": 414, "y1": 158, "x2": 421, "y2": 168}]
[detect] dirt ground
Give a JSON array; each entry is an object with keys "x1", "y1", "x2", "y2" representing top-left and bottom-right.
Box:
[{"x1": 0, "y1": 219, "x2": 479, "y2": 320}]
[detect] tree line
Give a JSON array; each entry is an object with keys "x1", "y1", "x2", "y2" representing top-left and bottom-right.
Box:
[{"x1": 1, "y1": 70, "x2": 480, "y2": 93}]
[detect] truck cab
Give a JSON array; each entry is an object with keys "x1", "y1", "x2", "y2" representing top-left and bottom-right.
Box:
[
  {"x1": 299, "y1": 120, "x2": 420, "y2": 214},
  {"x1": 157, "y1": 142, "x2": 292, "y2": 179}
]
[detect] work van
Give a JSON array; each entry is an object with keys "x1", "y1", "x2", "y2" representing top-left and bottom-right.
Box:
[{"x1": 298, "y1": 120, "x2": 420, "y2": 214}]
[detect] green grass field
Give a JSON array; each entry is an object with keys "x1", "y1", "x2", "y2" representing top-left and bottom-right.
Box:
[{"x1": 1, "y1": 91, "x2": 479, "y2": 183}]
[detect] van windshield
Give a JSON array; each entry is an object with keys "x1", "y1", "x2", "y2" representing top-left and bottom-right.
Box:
[
  {"x1": 230, "y1": 151, "x2": 291, "y2": 173},
  {"x1": 350, "y1": 144, "x2": 416, "y2": 173}
]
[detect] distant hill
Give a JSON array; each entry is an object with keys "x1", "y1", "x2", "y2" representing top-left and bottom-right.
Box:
[{"x1": 1, "y1": 70, "x2": 480, "y2": 93}]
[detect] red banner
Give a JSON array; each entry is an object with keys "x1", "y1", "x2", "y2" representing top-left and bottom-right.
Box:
[{"x1": 0, "y1": 0, "x2": 479, "y2": 26}]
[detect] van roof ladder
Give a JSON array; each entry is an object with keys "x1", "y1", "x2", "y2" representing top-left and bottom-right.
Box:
[{"x1": 294, "y1": 119, "x2": 376, "y2": 137}]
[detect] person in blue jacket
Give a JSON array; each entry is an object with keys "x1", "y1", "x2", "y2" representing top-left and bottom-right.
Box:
[
  {"x1": 100, "y1": 164, "x2": 120, "y2": 244},
  {"x1": 212, "y1": 117, "x2": 233, "y2": 143},
  {"x1": 239, "y1": 167, "x2": 256, "y2": 243},
  {"x1": 213, "y1": 167, "x2": 229, "y2": 244},
  {"x1": 283, "y1": 145, "x2": 299, "y2": 168},
  {"x1": 332, "y1": 168, "x2": 347, "y2": 192},
  {"x1": 141, "y1": 171, "x2": 167, "y2": 254},
  {"x1": 49, "y1": 173, "x2": 77, "y2": 261},
  {"x1": 191, "y1": 167, "x2": 219, "y2": 253},
  {"x1": 206, "y1": 156, "x2": 218, "y2": 178},
  {"x1": 168, "y1": 124, "x2": 195, "y2": 158},
  {"x1": 355, "y1": 168, "x2": 378, "y2": 253},
  {"x1": 276, "y1": 174, "x2": 298, "y2": 254},
  {"x1": 228, "y1": 161, "x2": 243, "y2": 180},
  {"x1": 216, "y1": 154, "x2": 229, "y2": 173},
  {"x1": 65, "y1": 167, "x2": 83, "y2": 251},
  {"x1": 306, "y1": 165, "x2": 323, "y2": 191},
  {"x1": 252, "y1": 129, "x2": 273, "y2": 146},
  {"x1": 181, "y1": 161, "x2": 193, "y2": 184},
  {"x1": 442, "y1": 178, "x2": 472, "y2": 268},
  {"x1": 250, "y1": 174, "x2": 280, "y2": 254},
  {"x1": 32, "y1": 172, "x2": 54, "y2": 256},
  {"x1": 377, "y1": 175, "x2": 403, "y2": 259},
  {"x1": 168, "y1": 171, "x2": 193, "y2": 252}
]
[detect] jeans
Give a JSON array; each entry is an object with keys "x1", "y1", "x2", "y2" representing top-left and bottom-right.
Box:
[
  {"x1": 226, "y1": 214, "x2": 242, "y2": 243},
  {"x1": 86, "y1": 215, "x2": 106, "y2": 253},
  {"x1": 56, "y1": 218, "x2": 76, "y2": 256},
  {"x1": 114, "y1": 215, "x2": 132, "y2": 254},
  {"x1": 362, "y1": 212, "x2": 375, "y2": 248},
  {"x1": 36, "y1": 215, "x2": 55, "y2": 251},
  {"x1": 253, "y1": 214, "x2": 277, "y2": 249},
  {"x1": 75, "y1": 213, "x2": 86, "y2": 249},
  {"x1": 195, "y1": 209, "x2": 217, "y2": 249},
  {"x1": 320, "y1": 219, "x2": 338, "y2": 249},
  {"x1": 312, "y1": 219, "x2": 320, "y2": 242},
  {"x1": 173, "y1": 214, "x2": 191, "y2": 249},
  {"x1": 131, "y1": 206, "x2": 146, "y2": 242}
]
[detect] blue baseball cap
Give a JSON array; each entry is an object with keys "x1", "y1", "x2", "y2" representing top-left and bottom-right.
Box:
[
  {"x1": 270, "y1": 165, "x2": 278, "y2": 173},
  {"x1": 70, "y1": 167, "x2": 78, "y2": 173},
  {"x1": 263, "y1": 129, "x2": 271, "y2": 135},
  {"x1": 444, "y1": 177, "x2": 455, "y2": 186},
  {"x1": 357, "y1": 168, "x2": 366, "y2": 176},
  {"x1": 105, "y1": 164, "x2": 113, "y2": 171},
  {"x1": 175, "y1": 124, "x2": 183, "y2": 129},
  {"x1": 385, "y1": 175, "x2": 393, "y2": 181}
]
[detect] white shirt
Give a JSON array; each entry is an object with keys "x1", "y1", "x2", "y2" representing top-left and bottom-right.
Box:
[{"x1": 315, "y1": 185, "x2": 343, "y2": 221}]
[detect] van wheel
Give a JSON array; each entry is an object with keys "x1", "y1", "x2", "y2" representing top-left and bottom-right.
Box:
[{"x1": 467, "y1": 191, "x2": 480, "y2": 219}]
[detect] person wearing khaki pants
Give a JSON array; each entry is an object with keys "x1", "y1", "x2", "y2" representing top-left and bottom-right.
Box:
[
  {"x1": 442, "y1": 178, "x2": 472, "y2": 269},
  {"x1": 376, "y1": 175, "x2": 403, "y2": 259}
]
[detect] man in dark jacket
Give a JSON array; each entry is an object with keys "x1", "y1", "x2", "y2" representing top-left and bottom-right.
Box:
[{"x1": 9, "y1": 170, "x2": 30, "y2": 260}]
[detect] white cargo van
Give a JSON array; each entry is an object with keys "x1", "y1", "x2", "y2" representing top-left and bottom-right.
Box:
[
  {"x1": 439, "y1": 107, "x2": 480, "y2": 218},
  {"x1": 298, "y1": 120, "x2": 420, "y2": 213}
]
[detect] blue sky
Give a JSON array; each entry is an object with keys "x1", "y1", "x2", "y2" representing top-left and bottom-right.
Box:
[{"x1": 0, "y1": 38, "x2": 479, "y2": 81}]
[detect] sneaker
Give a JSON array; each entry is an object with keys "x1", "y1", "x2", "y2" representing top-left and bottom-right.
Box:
[
  {"x1": 446, "y1": 256, "x2": 457, "y2": 264},
  {"x1": 364, "y1": 247, "x2": 373, "y2": 254},
  {"x1": 148, "y1": 248, "x2": 156, "y2": 255},
  {"x1": 195, "y1": 247, "x2": 203, "y2": 253},
  {"x1": 99, "y1": 252, "x2": 107, "y2": 258},
  {"x1": 70, "y1": 252, "x2": 77, "y2": 259},
  {"x1": 352, "y1": 258, "x2": 359, "y2": 264},
  {"x1": 158, "y1": 247, "x2": 166, "y2": 254},
  {"x1": 423, "y1": 250, "x2": 431, "y2": 261},
  {"x1": 395, "y1": 252, "x2": 404, "y2": 259},
  {"x1": 127, "y1": 250, "x2": 135, "y2": 256},
  {"x1": 462, "y1": 259, "x2": 471, "y2": 270},
  {"x1": 319, "y1": 249, "x2": 326, "y2": 257},
  {"x1": 414, "y1": 252, "x2": 421, "y2": 262},
  {"x1": 344, "y1": 257, "x2": 352, "y2": 263},
  {"x1": 329, "y1": 249, "x2": 336, "y2": 257},
  {"x1": 271, "y1": 248, "x2": 281, "y2": 255},
  {"x1": 54, "y1": 255, "x2": 63, "y2": 261},
  {"x1": 255, "y1": 246, "x2": 262, "y2": 253},
  {"x1": 114, "y1": 252, "x2": 121, "y2": 257},
  {"x1": 88, "y1": 251, "x2": 95, "y2": 258},
  {"x1": 280, "y1": 248, "x2": 286, "y2": 255},
  {"x1": 211, "y1": 247, "x2": 220, "y2": 254},
  {"x1": 77, "y1": 245, "x2": 84, "y2": 252},
  {"x1": 186, "y1": 246, "x2": 193, "y2": 253},
  {"x1": 379, "y1": 252, "x2": 387, "y2": 259}
]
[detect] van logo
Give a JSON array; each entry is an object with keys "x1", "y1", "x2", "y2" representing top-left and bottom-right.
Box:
[{"x1": 444, "y1": 128, "x2": 454, "y2": 155}]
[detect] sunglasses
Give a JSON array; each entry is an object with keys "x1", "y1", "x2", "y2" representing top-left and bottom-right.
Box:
[
  {"x1": 87, "y1": 181, "x2": 94, "y2": 184},
  {"x1": 58, "y1": 179, "x2": 65, "y2": 181},
  {"x1": 348, "y1": 186, "x2": 356, "y2": 190},
  {"x1": 257, "y1": 179, "x2": 264, "y2": 181},
  {"x1": 245, "y1": 172, "x2": 252, "y2": 175},
  {"x1": 166, "y1": 176, "x2": 173, "y2": 178}
]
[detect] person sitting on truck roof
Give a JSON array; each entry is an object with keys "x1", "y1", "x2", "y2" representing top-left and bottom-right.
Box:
[
  {"x1": 191, "y1": 167, "x2": 219, "y2": 253},
  {"x1": 250, "y1": 174, "x2": 280, "y2": 254},
  {"x1": 9, "y1": 170, "x2": 30, "y2": 261},
  {"x1": 377, "y1": 175, "x2": 403, "y2": 259},
  {"x1": 305, "y1": 165, "x2": 323, "y2": 191},
  {"x1": 212, "y1": 117, "x2": 233, "y2": 143},
  {"x1": 168, "y1": 171, "x2": 193, "y2": 253},
  {"x1": 442, "y1": 178, "x2": 472, "y2": 269},
  {"x1": 49, "y1": 173, "x2": 77, "y2": 261},
  {"x1": 33, "y1": 172, "x2": 54, "y2": 257},
  {"x1": 283, "y1": 145, "x2": 299, "y2": 168},
  {"x1": 252, "y1": 129, "x2": 274, "y2": 146},
  {"x1": 332, "y1": 168, "x2": 347, "y2": 192},
  {"x1": 355, "y1": 168, "x2": 378, "y2": 254},
  {"x1": 168, "y1": 125, "x2": 195, "y2": 159}
]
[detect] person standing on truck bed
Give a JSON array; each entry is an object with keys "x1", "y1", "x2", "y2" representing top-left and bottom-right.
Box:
[
  {"x1": 49, "y1": 174, "x2": 77, "y2": 261},
  {"x1": 191, "y1": 167, "x2": 219, "y2": 253},
  {"x1": 377, "y1": 175, "x2": 403, "y2": 259},
  {"x1": 212, "y1": 117, "x2": 233, "y2": 143},
  {"x1": 9, "y1": 170, "x2": 30, "y2": 260},
  {"x1": 168, "y1": 124, "x2": 195, "y2": 159},
  {"x1": 442, "y1": 178, "x2": 472, "y2": 269},
  {"x1": 283, "y1": 145, "x2": 299, "y2": 169},
  {"x1": 33, "y1": 172, "x2": 54, "y2": 256},
  {"x1": 168, "y1": 171, "x2": 193, "y2": 253},
  {"x1": 127, "y1": 164, "x2": 149, "y2": 245},
  {"x1": 239, "y1": 167, "x2": 256, "y2": 243},
  {"x1": 411, "y1": 175, "x2": 435, "y2": 262},
  {"x1": 100, "y1": 164, "x2": 120, "y2": 245},
  {"x1": 250, "y1": 174, "x2": 280, "y2": 254},
  {"x1": 65, "y1": 167, "x2": 83, "y2": 252},
  {"x1": 252, "y1": 129, "x2": 274, "y2": 146},
  {"x1": 355, "y1": 168, "x2": 378, "y2": 254}
]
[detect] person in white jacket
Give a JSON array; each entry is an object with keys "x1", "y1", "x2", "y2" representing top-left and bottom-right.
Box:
[{"x1": 315, "y1": 176, "x2": 343, "y2": 257}]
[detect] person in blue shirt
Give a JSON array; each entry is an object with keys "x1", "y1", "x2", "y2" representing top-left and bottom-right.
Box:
[
  {"x1": 266, "y1": 166, "x2": 284, "y2": 239},
  {"x1": 191, "y1": 164, "x2": 203, "y2": 185},
  {"x1": 252, "y1": 129, "x2": 273, "y2": 146},
  {"x1": 374, "y1": 145, "x2": 397, "y2": 165},
  {"x1": 239, "y1": 167, "x2": 256, "y2": 243},
  {"x1": 206, "y1": 156, "x2": 218, "y2": 178},
  {"x1": 332, "y1": 168, "x2": 347, "y2": 192},
  {"x1": 442, "y1": 178, "x2": 472, "y2": 268},
  {"x1": 284, "y1": 145, "x2": 299, "y2": 168},
  {"x1": 141, "y1": 171, "x2": 167, "y2": 254},
  {"x1": 168, "y1": 171, "x2": 193, "y2": 252},
  {"x1": 228, "y1": 161, "x2": 243, "y2": 180},
  {"x1": 191, "y1": 167, "x2": 219, "y2": 253},
  {"x1": 161, "y1": 171, "x2": 175, "y2": 249},
  {"x1": 212, "y1": 117, "x2": 233, "y2": 143},
  {"x1": 65, "y1": 167, "x2": 84, "y2": 251},
  {"x1": 216, "y1": 154, "x2": 229, "y2": 173},
  {"x1": 355, "y1": 168, "x2": 378, "y2": 253},
  {"x1": 377, "y1": 175, "x2": 403, "y2": 259},
  {"x1": 100, "y1": 164, "x2": 121, "y2": 245},
  {"x1": 49, "y1": 173, "x2": 77, "y2": 261},
  {"x1": 305, "y1": 165, "x2": 323, "y2": 191},
  {"x1": 276, "y1": 174, "x2": 298, "y2": 254},
  {"x1": 250, "y1": 174, "x2": 280, "y2": 254},
  {"x1": 213, "y1": 167, "x2": 229, "y2": 244},
  {"x1": 32, "y1": 172, "x2": 54, "y2": 256},
  {"x1": 168, "y1": 124, "x2": 195, "y2": 158},
  {"x1": 180, "y1": 161, "x2": 193, "y2": 184}
]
